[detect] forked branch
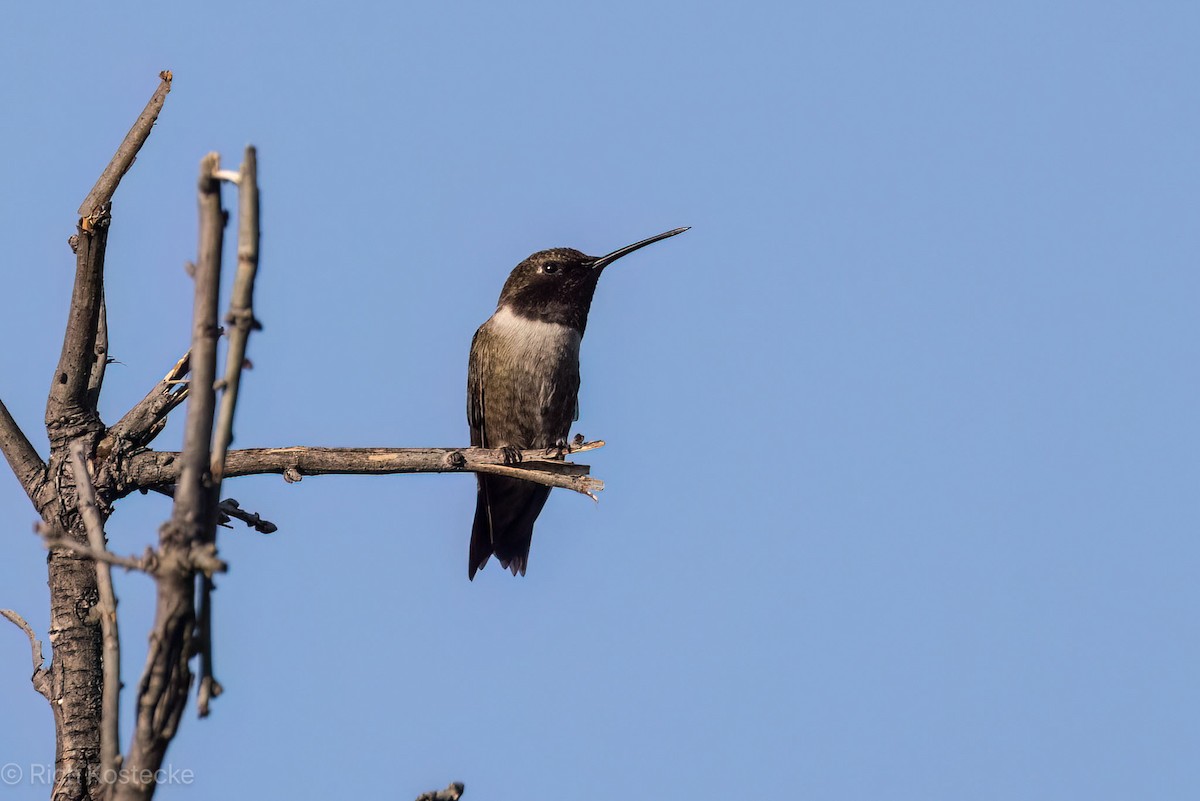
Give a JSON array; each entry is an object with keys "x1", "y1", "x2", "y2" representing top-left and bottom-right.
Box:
[{"x1": 46, "y1": 210, "x2": 109, "y2": 429}]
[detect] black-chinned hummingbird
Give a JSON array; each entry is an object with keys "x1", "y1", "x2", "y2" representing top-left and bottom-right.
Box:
[{"x1": 467, "y1": 226, "x2": 689, "y2": 579}]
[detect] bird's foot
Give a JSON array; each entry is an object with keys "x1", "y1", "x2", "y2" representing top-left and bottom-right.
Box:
[
  {"x1": 500, "y1": 445, "x2": 523, "y2": 465},
  {"x1": 545, "y1": 437, "x2": 571, "y2": 459}
]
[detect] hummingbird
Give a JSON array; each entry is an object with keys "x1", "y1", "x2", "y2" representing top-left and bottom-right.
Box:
[{"x1": 467, "y1": 226, "x2": 689, "y2": 579}]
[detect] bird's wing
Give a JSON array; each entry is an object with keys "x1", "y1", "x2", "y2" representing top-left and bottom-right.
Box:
[
  {"x1": 467, "y1": 325, "x2": 488, "y2": 448},
  {"x1": 468, "y1": 323, "x2": 497, "y2": 578}
]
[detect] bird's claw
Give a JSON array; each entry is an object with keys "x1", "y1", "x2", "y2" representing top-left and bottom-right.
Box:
[{"x1": 500, "y1": 446, "x2": 523, "y2": 465}]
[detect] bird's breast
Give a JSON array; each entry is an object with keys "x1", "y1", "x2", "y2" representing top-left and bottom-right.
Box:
[
  {"x1": 476, "y1": 305, "x2": 583, "y2": 446},
  {"x1": 485, "y1": 305, "x2": 581, "y2": 368}
]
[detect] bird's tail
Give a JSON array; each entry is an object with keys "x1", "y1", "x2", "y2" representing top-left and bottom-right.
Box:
[
  {"x1": 469, "y1": 484, "x2": 494, "y2": 580},
  {"x1": 468, "y1": 475, "x2": 550, "y2": 579}
]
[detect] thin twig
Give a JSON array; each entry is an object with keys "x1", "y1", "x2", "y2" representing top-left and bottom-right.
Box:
[
  {"x1": 69, "y1": 442, "x2": 121, "y2": 783},
  {"x1": 0, "y1": 609, "x2": 50, "y2": 699},
  {"x1": 77, "y1": 72, "x2": 173, "y2": 219},
  {"x1": 194, "y1": 584, "x2": 220, "y2": 717},
  {"x1": 87, "y1": 289, "x2": 109, "y2": 410},
  {"x1": 474, "y1": 462, "x2": 602, "y2": 500},
  {"x1": 124, "y1": 441, "x2": 608, "y2": 497},
  {"x1": 43, "y1": 535, "x2": 156, "y2": 573},
  {"x1": 40, "y1": 533, "x2": 226, "y2": 578}
]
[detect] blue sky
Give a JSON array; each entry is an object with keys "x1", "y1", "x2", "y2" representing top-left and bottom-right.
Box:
[{"x1": 1, "y1": 2, "x2": 1198, "y2": 799}]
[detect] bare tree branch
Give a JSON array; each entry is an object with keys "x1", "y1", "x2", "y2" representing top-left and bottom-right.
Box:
[
  {"x1": 41, "y1": 532, "x2": 226, "y2": 578},
  {"x1": 104, "y1": 351, "x2": 190, "y2": 452},
  {"x1": 69, "y1": 442, "x2": 121, "y2": 783},
  {"x1": 194, "y1": 584, "x2": 221, "y2": 717},
  {"x1": 116, "y1": 152, "x2": 226, "y2": 801},
  {"x1": 123, "y1": 441, "x2": 607, "y2": 497},
  {"x1": 46, "y1": 211, "x2": 110, "y2": 434},
  {"x1": 416, "y1": 782, "x2": 465, "y2": 801},
  {"x1": 211, "y1": 145, "x2": 260, "y2": 482},
  {"x1": 51, "y1": 72, "x2": 173, "y2": 441},
  {"x1": 78, "y1": 72, "x2": 173, "y2": 219},
  {"x1": 169, "y1": 151, "x2": 224, "y2": 542},
  {"x1": 0, "y1": 609, "x2": 50, "y2": 699},
  {"x1": 0, "y1": 397, "x2": 46, "y2": 500},
  {"x1": 198, "y1": 146, "x2": 259, "y2": 718}
]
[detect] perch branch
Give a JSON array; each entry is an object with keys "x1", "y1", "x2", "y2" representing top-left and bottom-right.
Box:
[
  {"x1": 69, "y1": 442, "x2": 121, "y2": 783},
  {"x1": 78, "y1": 72, "x2": 173, "y2": 219},
  {"x1": 0, "y1": 609, "x2": 50, "y2": 699},
  {"x1": 124, "y1": 441, "x2": 607, "y2": 497},
  {"x1": 0, "y1": 398, "x2": 46, "y2": 500}
]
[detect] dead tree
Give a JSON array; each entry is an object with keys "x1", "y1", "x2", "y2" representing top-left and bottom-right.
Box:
[{"x1": 0, "y1": 72, "x2": 602, "y2": 801}]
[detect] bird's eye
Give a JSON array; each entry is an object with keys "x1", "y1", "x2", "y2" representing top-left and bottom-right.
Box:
[{"x1": 543, "y1": 263, "x2": 560, "y2": 274}]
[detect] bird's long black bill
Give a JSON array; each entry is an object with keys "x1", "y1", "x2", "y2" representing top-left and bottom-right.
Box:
[{"x1": 591, "y1": 226, "x2": 690, "y2": 270}]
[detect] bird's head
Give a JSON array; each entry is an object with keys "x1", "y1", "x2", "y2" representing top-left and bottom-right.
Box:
[{"x1": 496, "y1": 227, "x2": 689, "y2": 330}]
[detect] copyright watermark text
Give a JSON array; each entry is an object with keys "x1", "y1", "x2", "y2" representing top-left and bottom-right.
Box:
[{"x1": 1, "y1": 762, "x2": 194, "y2": 787}]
